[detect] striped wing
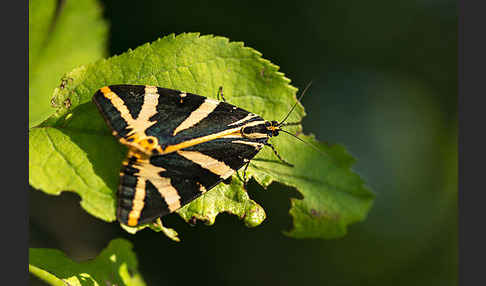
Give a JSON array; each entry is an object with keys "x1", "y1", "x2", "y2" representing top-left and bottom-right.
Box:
[
  {"x1": 118, "y1": 136, "x2": 266, "y2": 226},
  {"x1": 93, "y1": 85, "x2": 264, "y2": 155}
]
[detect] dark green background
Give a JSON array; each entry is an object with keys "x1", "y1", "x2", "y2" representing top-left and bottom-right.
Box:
[{"x1": 30, "y1": 0, "x2": 457, "y2": 285}]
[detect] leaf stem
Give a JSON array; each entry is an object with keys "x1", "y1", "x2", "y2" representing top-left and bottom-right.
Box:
[{"x1": 29, "y1": 264, "x2": 68, "y2": 286}]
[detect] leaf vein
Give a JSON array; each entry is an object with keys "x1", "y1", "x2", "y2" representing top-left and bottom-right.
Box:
[{"x1": 43, "y1": 128, "x2": 91, "y2": 189}]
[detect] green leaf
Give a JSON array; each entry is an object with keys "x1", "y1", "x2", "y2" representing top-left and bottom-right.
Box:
[
  {"x1": 29, "y1": 33, "x2": 374, "y2": 239},
  {"x1": 121, "y1": 218, "x2": 182, "y2": 242},
  {"x1": 177, "y1": 178, "x2": 267, "y2": 228},
  {"x1": 29, "y1": 126, "x2": 122, "y2": 222},
  {"x1": 29, "y1": 0, "x2": 108, "y2": 128},
  {"x1": 29, "y1": 238, "x2": 146, "y2": 286},
  {"x1": 251, "y1": 136, "x2": 374, "y2": 238}
]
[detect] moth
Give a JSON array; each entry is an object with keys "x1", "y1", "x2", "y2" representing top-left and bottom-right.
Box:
[{"x1": 93, "y1": 84, "x2": 310, "y2": 227}]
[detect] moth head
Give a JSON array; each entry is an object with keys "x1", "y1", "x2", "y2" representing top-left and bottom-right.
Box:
[{"x1": 266, "y1": 120, "x2": 280, "y2": 137}]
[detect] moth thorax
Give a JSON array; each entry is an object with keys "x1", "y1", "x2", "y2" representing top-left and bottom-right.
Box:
[{"x1": 241, "y1": 120, "x2": 280, "y2": 138}]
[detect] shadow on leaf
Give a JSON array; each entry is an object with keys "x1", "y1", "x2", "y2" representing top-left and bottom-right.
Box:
[{"x1": 60, "y1": 102, "x2": 127, "y2": 220}]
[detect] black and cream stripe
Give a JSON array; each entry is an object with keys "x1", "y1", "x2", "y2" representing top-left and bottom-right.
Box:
[{"x1": 93, "y1": 84, "x2": 281, "y2": 226}]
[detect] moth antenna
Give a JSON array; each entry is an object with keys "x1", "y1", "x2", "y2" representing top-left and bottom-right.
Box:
[
  {"x1": 279, "y1": 129, "x2": 329, "y2": 159},
  {"x1": 280, "y1": 121, "x2": 301, "y2": 127},
  {"x1": 278, "y1": 81, "x2": 313, "y2": 126}
]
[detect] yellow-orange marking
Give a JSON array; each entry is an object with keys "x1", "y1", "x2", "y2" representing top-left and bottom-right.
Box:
[
  {"x1": 100, "y1": 86, "x2": 161, "y2": 154},
  {"x1": 158, "y1": 121, "x2": 269, "y2": 155},
  {"x1": 198, "y1": 182, "x2": 207, "y2": 193},
  {"x1": 179, "y1": 92, "x2": 187, "y2": 103},
  {"x1": 177, "y1": 150, "x2": 235, "y2": 179},
  {"x1": 173, "y1": 98, "x2": 220, "y2": 136},
  {"x1": 232, "y1": 140, "x2": 264, "y2": 148},
  {"x1": 135, "y1": 155, "x2": 182, "y2": 212},
  {"x1": 127, "y1": 178, "x2": 146, "y2": 226},
  {"x1": 228, "y1": 113, "x2": 258, "y2": 126},
  {"x1": 161, "y1": 127, "x2": 241, "y2": 154}
]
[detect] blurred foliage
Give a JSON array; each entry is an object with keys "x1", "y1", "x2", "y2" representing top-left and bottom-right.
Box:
[
  {"x1": 29, "y1": 0, "x2": 107, "y2": 128},
  {"x1": 30, "y1": 0, "x2": 457, "y2": 285},
  {"x1": 30, "y1": 238, "x2": 146, "y2": 286}
]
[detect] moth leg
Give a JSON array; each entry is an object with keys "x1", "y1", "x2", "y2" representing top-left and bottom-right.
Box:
[
  {"x1": 236, "y1": 169, "x2": 244, "y2": 183},
  {"x1": 264, "y1": 142, "x2": 294, "y2": 167},
  {"x1": 217, "y1": 86, "x2": 226, "y2": 102},
  {"x1": 242, "y1": 160, "x2": 250, "y2": 189},
  {"x1": 236, "y1": 160, "x2": 250, "y2": 188}
]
